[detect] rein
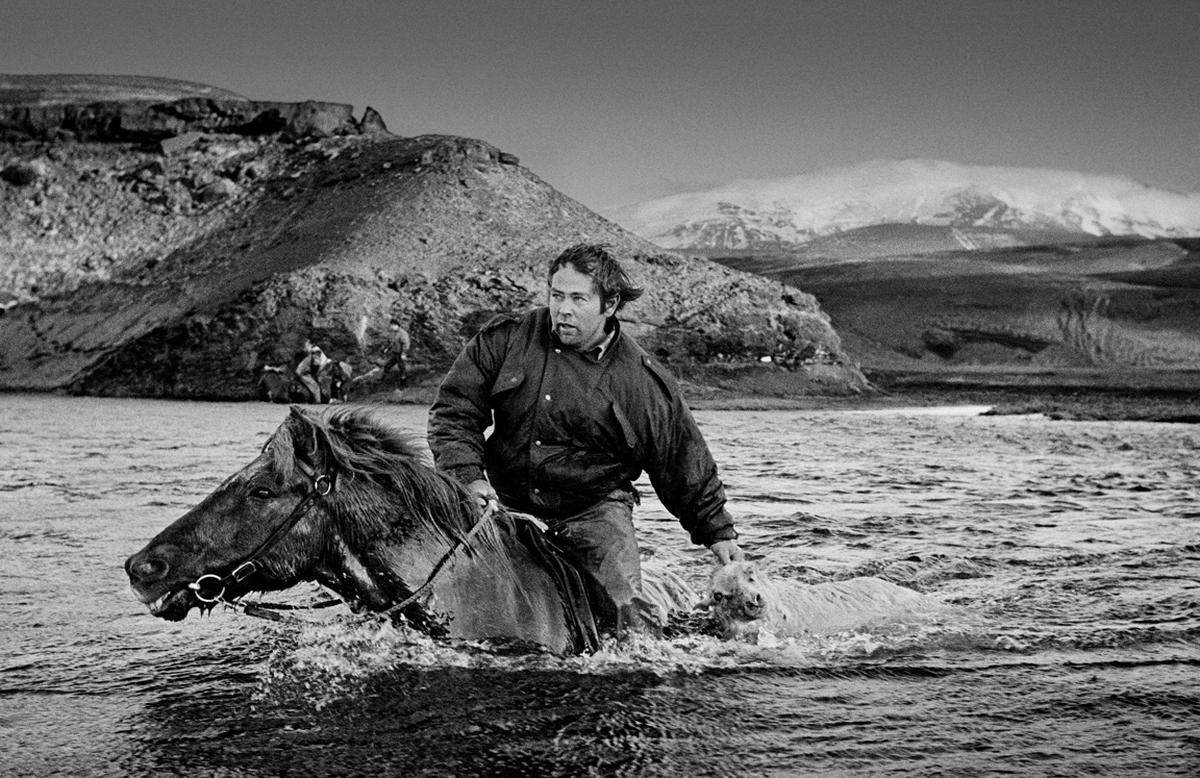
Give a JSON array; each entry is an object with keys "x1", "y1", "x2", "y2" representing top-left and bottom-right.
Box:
[{"x1": 381, "y1": 502, "x2": 495, "y2": 619}]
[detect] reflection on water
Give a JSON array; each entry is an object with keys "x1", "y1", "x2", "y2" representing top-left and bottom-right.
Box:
[{"x1": 1, "y1": 394, "x2": 1198, "y2": 775}]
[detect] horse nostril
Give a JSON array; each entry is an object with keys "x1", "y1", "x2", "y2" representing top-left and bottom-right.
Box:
[{"x1": 126, "y1": 553, "x2": 170, "y2": 583}]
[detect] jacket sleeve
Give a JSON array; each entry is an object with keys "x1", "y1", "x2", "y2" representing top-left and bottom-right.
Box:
[
  {"x1": 427, "y1": 317, "x2": 513, "y2": 485},
  {"x1": 637, "y1": 357, "x2": 738, "y2": 547}
]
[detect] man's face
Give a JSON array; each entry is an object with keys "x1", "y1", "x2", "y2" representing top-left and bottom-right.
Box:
[{"x1": 548, "y1": 265, "x2": 617, "y2": 350}]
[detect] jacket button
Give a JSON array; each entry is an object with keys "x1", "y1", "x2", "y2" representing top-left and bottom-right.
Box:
[
  {"x1": 544, "y1": 394, "x2": 551, "y2": 401},
  {"x1": 533, "y1": 487, "x2": 540, "y2": 494},
  {"x1": 534, "y1": 440, "x2": 541, "y2": 446}
]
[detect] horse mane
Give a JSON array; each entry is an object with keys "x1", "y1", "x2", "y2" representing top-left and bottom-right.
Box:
[{"x1": 267, "y1": 405, "x2": 486, "y2": 549}]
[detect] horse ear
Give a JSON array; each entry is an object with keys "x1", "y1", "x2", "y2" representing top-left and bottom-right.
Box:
[{"x1": 284, "y1": 406, "x2": 319, "y2": 462}]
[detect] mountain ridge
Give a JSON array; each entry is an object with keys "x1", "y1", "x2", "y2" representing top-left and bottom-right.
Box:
[
  {"x1": 608, "y1": 159, "x2": 1200, "y2": 253},
  {"x1": 0, "y1": 73, "x2": 250, "y2": 104}
]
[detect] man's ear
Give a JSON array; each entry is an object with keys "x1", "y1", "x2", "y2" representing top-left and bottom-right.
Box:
[{"x1": 603, "y1": 294, "x2": 620, "y2": 317}]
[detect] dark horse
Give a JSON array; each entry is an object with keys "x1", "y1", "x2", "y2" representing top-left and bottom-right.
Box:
[{"x1": 126, "y1": 407, "x2": 693, "y2": 654}]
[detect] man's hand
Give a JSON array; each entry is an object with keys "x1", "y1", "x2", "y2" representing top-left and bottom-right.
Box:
[
  {"x1": 466, "y1": 479, "x2": 499, "y2": 515},
  {"x1": 708, "y1": 539, "x2": 745, "y2": 565}
]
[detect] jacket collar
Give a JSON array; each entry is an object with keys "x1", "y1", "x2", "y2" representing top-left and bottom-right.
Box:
[
  {"x1": 587, "y1": 324, "x2": 618, "y2": 361},
  {"x1": 544, "y1": 308, "x2": 621, "y2": 363}
]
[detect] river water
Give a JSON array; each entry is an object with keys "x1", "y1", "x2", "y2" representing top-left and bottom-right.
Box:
[{"x1": 2, "y1": 394, "x2": 1197, "y2": 775}]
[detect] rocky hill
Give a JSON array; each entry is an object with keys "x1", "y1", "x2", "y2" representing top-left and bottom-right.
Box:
[
  {"x1": 0, "y1": 74, "x2": 249, "y2": 105},
  {"x1": 0, "y1": 76, "x2": 866, "y2": 401}
]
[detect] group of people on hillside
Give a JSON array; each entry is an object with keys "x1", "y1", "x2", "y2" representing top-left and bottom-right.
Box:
[
  {"x1": 292, "y1": 340, "x2": 350, "y2": 404},
  {"x1": 257, "y1": 319, "x2": 410, "y2": 405}
]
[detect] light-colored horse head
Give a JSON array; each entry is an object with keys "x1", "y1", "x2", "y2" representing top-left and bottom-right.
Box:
[{"x1": 705, "y1": 560, "x2": 776, "y2": 637}]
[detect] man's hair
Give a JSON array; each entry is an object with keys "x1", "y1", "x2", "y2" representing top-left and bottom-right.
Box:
[{"x1": 548, "y1": 243, "x2": 644, "y2": 313}]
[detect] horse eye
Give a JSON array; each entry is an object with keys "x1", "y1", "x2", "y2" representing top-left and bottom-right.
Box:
[
  {"x1": 711, "y1": 592, "x2": 724, "y2": 601},
  {"x1": 250, "y1": 487, "x2": 277, "y2": 499}
]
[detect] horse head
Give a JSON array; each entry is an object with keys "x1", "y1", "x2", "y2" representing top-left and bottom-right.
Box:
[
  {"x1": 706, "y1": 561, "x2": 770, "y2": 623},
  {"x1": 125, "y1": 406, "x2": 462, "y2": 621}
]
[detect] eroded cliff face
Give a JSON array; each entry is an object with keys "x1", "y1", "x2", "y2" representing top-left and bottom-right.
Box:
[{"x1": 0, "y1": 82, "x2": 866, "y2": 401}]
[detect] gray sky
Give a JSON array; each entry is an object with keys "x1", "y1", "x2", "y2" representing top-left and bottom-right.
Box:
[{"x1": 3, "y1": 0, "x2": 1197, "y2": 210}]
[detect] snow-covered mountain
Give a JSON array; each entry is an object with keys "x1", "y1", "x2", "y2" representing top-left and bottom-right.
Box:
[{"x1": 605, "y1": 160, "x2": 1200, "y2": 252}]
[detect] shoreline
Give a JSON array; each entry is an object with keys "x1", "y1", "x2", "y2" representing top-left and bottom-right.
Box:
[
  {"x1": 6, "y1": 384, "x2": 1198, "y2": 423},
  {"x1": 690, "y1": 385, "x2": 1200, "y2": 422}
]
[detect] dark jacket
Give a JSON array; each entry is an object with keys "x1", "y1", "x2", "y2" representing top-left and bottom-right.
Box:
[{"x1": 428, "y1": 308, "x2": 736, "y2": 546}]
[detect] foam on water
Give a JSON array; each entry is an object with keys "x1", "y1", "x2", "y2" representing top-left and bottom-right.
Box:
[
  {"x1": 253, "y1": 603, "x2": 982, "y2": 698},
  {"x1": 838, "y1": 404, "x2": 997, "y2": 417}
]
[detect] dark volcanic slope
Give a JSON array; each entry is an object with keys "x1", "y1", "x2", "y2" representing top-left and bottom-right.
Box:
[
  {"x1": 718, "y1": 237, "x2": 1200, "y2": 390},
  {"x1": 1, "y1": 121, "x2": 864, "y2": 399}
]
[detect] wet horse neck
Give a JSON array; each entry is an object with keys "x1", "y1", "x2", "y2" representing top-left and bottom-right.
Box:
[
  {"x1": 304, "y1": 503, "x2": 454, "y2": 613},
  {"x1": 317, "y1": 508, "x2": 579, "y2": 652},
  {"x1": 307, "y1": 527, "x2": 411, "y2": 613},
  {"x1": 401, "y1": 521, "x2": 579, "y2": 651}
]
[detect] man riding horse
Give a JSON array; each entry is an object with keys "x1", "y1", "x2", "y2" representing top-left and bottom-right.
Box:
[{"x1": 428, "y1": 243, "x2": 745, "y2": 633}]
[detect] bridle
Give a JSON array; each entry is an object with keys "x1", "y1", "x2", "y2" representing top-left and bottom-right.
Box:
[
  {"x1": 187, "y1": 458, "x2": 334, "y2": 607},
  {"x1": 186, "y1": 456, "x2": 495, "y2": 625}
]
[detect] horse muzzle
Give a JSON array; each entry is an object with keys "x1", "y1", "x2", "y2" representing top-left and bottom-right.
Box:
[
  {"x1": 125, "y1": 546, "x2": 197, "y2": 621},
  {"x1": 739, "y1": 592, "x2": 766, "y2": 619}
]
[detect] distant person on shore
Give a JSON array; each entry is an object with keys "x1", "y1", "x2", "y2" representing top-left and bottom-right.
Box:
[
  {"x1": 382, "y1": 319, "x2": 411, "y2": 386},
  {"x1": 257, "y1": 365, "x2": 294, "y2": 403},
  {"x1": 326, "y1": 359, "x2": 353, "y2": 403},
  {"x1": 428, "y1": 243, "x2": 743, "y2": 634}
]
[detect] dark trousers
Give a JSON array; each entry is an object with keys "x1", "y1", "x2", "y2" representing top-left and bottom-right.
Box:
[
  {"x1": 544, "y1": 489, "x2": 659, "y2": 635},
  {"x1": 382, "y1": 355, "x2": 407, "y2": 384}
]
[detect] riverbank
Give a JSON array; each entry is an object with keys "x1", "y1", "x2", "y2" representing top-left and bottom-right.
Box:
[
  {"x1": 690, "y1": 369, "x2": 1200, "y2": 421},
  {"x1": 691, "y1": 389, "x2": 1200, "y2": 422},
  {"x1": 357, "y1": 382, "x2": 1200, "y2": 422},
  {"x1": 978, "y1": 390, "x2": 1200, "y2": 423}
]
